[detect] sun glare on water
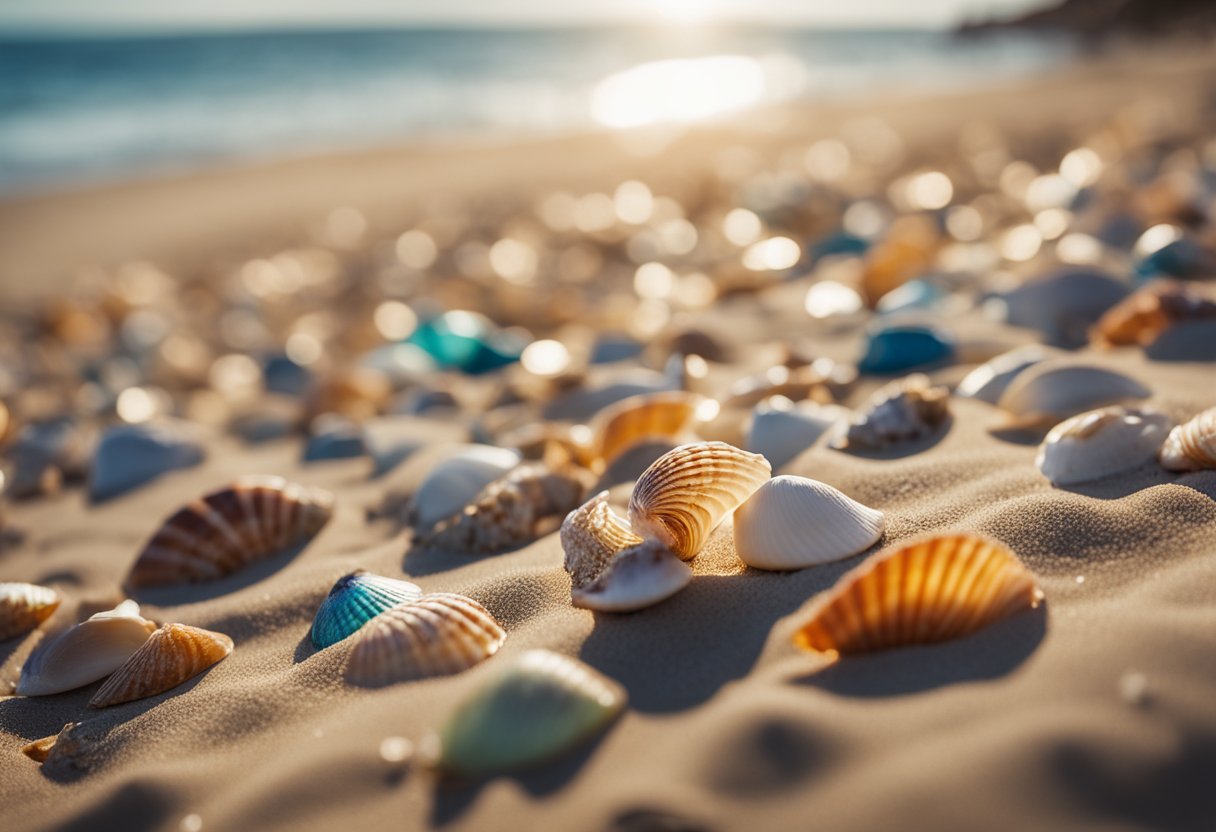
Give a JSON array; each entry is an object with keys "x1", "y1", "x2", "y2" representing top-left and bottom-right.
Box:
[{"x1": 591, "y1": 55, "x2": 767, "y2": 129}]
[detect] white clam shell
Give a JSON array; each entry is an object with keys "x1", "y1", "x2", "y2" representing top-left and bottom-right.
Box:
[
  {"x1": 18, "y1": 600, "x2": 156, "y2": 696},
  {"x1": 1159, "y1": 407, "x2": 1216, "y2": 472},
  {"x1": 745, "y1": 398, "x2": 850, "y2": 470},
  {"x1": 570, "y1": 539, "x2": 692, "y2": 612},
  {"x1": 732, "y1": 475, "x2": 885, "y2": 570},
  {"x1": 997, "y1": 362, "x2": 1151, "y2": 429},
  {"x1": 956, "y1": 345, "x2": 1051, "y2": 404},
  {"x1": 411, "y1": 445, "x2": 521, "y2": 530},
  {"x1": 1036, "y1": 407, "x2": 1173, "y2": 486}
]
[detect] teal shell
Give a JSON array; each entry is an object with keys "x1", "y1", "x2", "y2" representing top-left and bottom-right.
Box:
[{"x1": 310, "y1": 571, "x2": 423, "y2": 649}]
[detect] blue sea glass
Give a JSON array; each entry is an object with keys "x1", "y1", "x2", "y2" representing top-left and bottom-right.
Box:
[{"x1": 858, "y1": 325, "x2": 955, "y2": 374}]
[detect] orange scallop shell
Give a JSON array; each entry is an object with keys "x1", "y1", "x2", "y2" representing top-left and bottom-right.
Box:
[
  {"x1": 0, "y1": 583, "x2": 62, "y2": 642},
  {"x1": 590, "y1": 391, "x2": 705, "y2": 470},
  {"x1": 1091, "y1": 280, "x2": 1216, "y2": 347},
  {"x1": 90, "y1": 623, "x2": 233, "y2": 708}
]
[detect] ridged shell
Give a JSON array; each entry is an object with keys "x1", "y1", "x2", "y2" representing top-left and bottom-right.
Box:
[
  {"x1": 792, "y1": 534, "x2": 1042, "y2": 655},
  {"x1": 423, "y1": 462, "x2": 594, "y2": 554},
  {"x1": 0, "y1": 583, "x2": 61, "y2": 642},
  {"x1": 570, "y1": 539, "x2": 691, "y2": 612},
  {"x1": 955, "y1": 345, "x2": 1051, "y2": 404},
  {"x1": 589, "y1": 391, "x2": 705, "y2": 470},
  {"x1": 431, "y1": 649, "x2": 626, "y2": 777},
  {"x1": 832, "y1": 374, "x2": 950, "y2": 450},
  {"x1": 126, "y1": 476, "x2": 334, "y2": 588},
  {"x1": 1036, "y1": 407, "x2": 1172, "y2": 486},
  {"x1": 17, "y1": 600, "x2": 156, "y2": 696},
  {"x1": 310, "y1": 571, "x2": 423, "y2": 649},
  {"x1": 1092, "y1": 280, "x2": 1216, "y2": 347},
  {"x1": 996, "y1": 363, "x2": 1151, "y2": 429},
  {"x1": 628, "y1": 441, "x2": 772, "y2": 560},
  {"x1": 745, "y1": 398, "x2": 850, "y2": 471},
  {"x1": 90, "y1": 623, "x2": 233, "y2": 707},
  {"x1": 561, "y1": 491, "x2": 643, "y2": 590},
  {"x1": 411, "y1": 445, "x2": 522, "y2": 530},
  {"x1": 89, "y1": 420, "x2": 206, "y2": 502},
  {"x1": 1159, "y1": 407, "x2": 1216, "y2": 472},
  {"x1": 733, "y1": 476, "x2": 885, "y2": 570},
  {"x1": 345, "y1": 593, "x2": 505, "y2": 686}
]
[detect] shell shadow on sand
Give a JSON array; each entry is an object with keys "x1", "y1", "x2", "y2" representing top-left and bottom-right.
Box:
[{"x1": 125, "y1": 539, "x2": 315, "y2": 605}]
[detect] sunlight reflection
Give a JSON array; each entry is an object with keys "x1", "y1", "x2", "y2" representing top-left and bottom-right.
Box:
[{"x1": 592, "y1": 55, "x2": 767, "y2": 129}]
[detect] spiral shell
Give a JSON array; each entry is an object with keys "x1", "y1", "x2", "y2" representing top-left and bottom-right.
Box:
[
  {"x1": 569, "y1": 539, "x2": 691, "y2": 613},
  {"x1": 831, "y1": 374, "x2": 950, "y2": 451},
  {"x1": 0, "y1": 583, "x2": 61, "y2": 642},
  {"x1": 589, "y1": 391, "x2": 705, "y2": 470},
  {"x1": 792, "y1": 534, "x2": 1042, "y2": 655},
  {"x1": 1092, "y1": 280, "x2": 1216, "y2": 347},
  {"x1": 345, "y1": 593, "x2": 505, "y2": 686},
  {"x1": 1159, "y1": 407, "x2": 1216, "y2": 472},
  {"x1": 561, "y1": 491, "x2": 643, "y2": 590},
  {"x1": 90, "y1": 623, "x2": 233, "y2": 708},
  {"x1": 997, "y1": 363, "x2": 1151, "y2": 429},
  {"x1": 628, "y1": 441, "x2": 771, "y2": 560},
  {"x1": 18, "y1": 600, "x2": 156, "y2": 696},
  {"x1": 126, "y1": 476, "x2": 334, "y2": 589},
  {"x1": 310, "y1": 571, "x2": 423, "y2": 649},
  {"x1": 1036, "y1": 406, "x2": 1172, "y2": 486}
]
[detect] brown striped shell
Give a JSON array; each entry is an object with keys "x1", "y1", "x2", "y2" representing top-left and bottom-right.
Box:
[
  {"x1": 589, "y1": 391, "x2": 705, "y2": 470},
  {"x1": 345, "y1": 593, "x2": 505, "y2": 686},
  {"x1": 793, "y1": 534, "x2": 1042, "y2": 655},
  {"x1": 90, "y1": 623, "x2": 233, "y2": 707},
  {"x1": 561, "y1": 491, "x2": 644, "y2": 589},
  {"x1": 0, "y1": 583, "x2": 61, "y2": 642},
  {"x1": 1158, "y1": 407, "x2": 1216, "y2": 472},
  {"x1": 628, "y1": 441, "x2": 771, "y2": 560},
  {"x1": 126, "y1": 476, "x2": 334, "y2": 588},
  {"x1": 1091, "y1": 280, "x2": 1216, "y2": 347}
]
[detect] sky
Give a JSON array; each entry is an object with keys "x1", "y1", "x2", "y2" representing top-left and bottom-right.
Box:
[{"x1": 0, "y1": 0, "x2": 1048, "y2": 31}]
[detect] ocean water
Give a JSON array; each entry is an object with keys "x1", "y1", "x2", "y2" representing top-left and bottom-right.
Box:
[{"x1": 0, "y1": 26, "x2": 1073, "y2": 195}]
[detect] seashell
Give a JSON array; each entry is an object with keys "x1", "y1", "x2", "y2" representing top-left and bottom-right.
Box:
[
  {"x1": 359, "y1": 343, "x2": 437, "y2": 389},
  {"x1": 857, "y1": 324, "x2": 955, "y2": 374},
  {"x1": 1091, "y1": 280, "x2": 1216, "y2": 348},
  {"x1": 875, "y1": 279, "x2": 947, "y2": 316},
  {"x1": 955, "y1": 345, "x2": 1051, "y2": 405},
  {"x1": 1036, "y1": 406, "x2": 1172, "y2": 486},
  {"x1": 126, "y1": 476, "x2": 334, "y2": 588},
  {"x1": 561, "y1": 491, "x2": 643, "y2": 590},
  {"x1": 745, "y1": 397, "x2": 850, "y2": 471},
  {"x1": 543, "y1": 373, "x2": 677, "y2": 422},
  {"x1": 996, "y1": 362, "x2": 1151, "y2": 430},
  {"x1": 310, "y1": 571, "x2": 423, "y2": 649},
  {"x1": 832, "y1": 374, "x2": 950, "y2": 451},
  {"x1": 345, "y1": 593, "x2": 505, "y2": 686},
  {"x1": 22, "y1": 722, "x2": 80, "y2": 764},
  {"x1": 1159, "y1": 407, "x2": 1216, "y2": 472},
  {"x1": 792, "y1": 534, "x2": 1042, "y2": 655},
  {"x1": 7, "y1": 417, "x2": 88, "y2": 498},
  {"x1": 589, "y1": 391, "x2": 705, "y2": 470},
  {"x1": 23, "y1": 721, "x2": 90, "y2": 775},
  {"x1": 0, "y1": 583, "x2": 61, "y2": 641},
  {"x1": 732, "y1": 476, "x2": 885, "y2": 570},
  {"x1": 412, "y1": 445, "x2": 521, "y2": 530},
  {"x1": 89, "y1": 623, "x2": 233, "y2": 707},
  {"x1": 497, "y1": 423, "x2": 597, "y2": 471},
  {"x1": 423, "y1": 462, "x2": 594, "y2": 554},
  {"x1": 262, "y1": 354, "x2": 314, "y2": 397},
  {"x1": 429, "y1": 649, "x2": 626, "y2": 777},
  {"x1": 723, "y1": 363, "x2": 842, "y2": 410},
  {"x1": 570, "y1": 539, "x2": 692, "y2": 613},
  {"x1": 301, "y1": 415, "x2": 365, "y2": 462},
  {"x1": 364, "y1": 415, "x2": 468, "y2": 476},
  {"x1": 17, "y1": 600, "x2": 156, "y2": 696},
  {"x1": 89, "y1": 419, "x2": 206, "y2": 502},
  {"x1": 998, "y1": 268, "x2": 1131, "y2": 347},
  {"x1": 306, "y1": 368, "x2": 392, "y2": 422},
  {"x1": 408, "y1": 311, "x2": 524, "y2": 375}
]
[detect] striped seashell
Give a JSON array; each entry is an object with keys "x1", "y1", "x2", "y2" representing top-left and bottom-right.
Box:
[
  {"x1": 1159, "y1": 407, "x2": 1216, "y2": 472},
  {"x1": 310, "y1": 571, "x2": 423, "y2": 649},
  {"x1": 18, "y1": 600, "x2": 156, "y2": 696},
  {"x1": 90, "y1": 623, "x2": 233, "y2": 708},
  {"x1": 589, "y1": 391, "x2": 706, "y2": 470},
  {"x1": 955, "y1": 345, "x2": 1051, "y2": 405},
  {"x1": 831, "y1": 374, "x2": 950, "y2": 451},
  {"x1": 570, "y1": 539, "x2": 692, "y2": 613},
  {"x1": 1036, "y1": 406, "x2": 1172, "y2": 486},
  {"x1": 792, "y1": 534, "x2": 1042, "y2": 656},
  {"x1": 0, "y1": 583, "x2": 61, "y2": 642},
  {"x1": 423, "y1": 462, "x2": 594, "y2": 554},
  {"x1": 345, "y1": 593, "x2": 505, "y2": 686},
  {"x1": 560, "y1": 491, "x2": 643, "y2": 590},
  {"x1": 1092, "y1": 280, "x2": 1216, "y2": 348},
  {"x1": 996, "y1": 363, "x2": 1151, "y2": 430},
  {"x1": 628, "y1": 441, "x2": 772, "y2": 560},
  {"x1": 126, "y1": 476, "x2": 334, "y2": 588},
  {"x1": 411, "y1": 445, "x2": 522, "y2": 531},
  {"x1": 429, "y1": 649, "x2": 626, "y2": 777},
  {"x1": 733, "y1": 476, "x2": 885, "y2": 570},
  {"x1": 21, "y1": 722, "x2": 80, "y2": 765}
]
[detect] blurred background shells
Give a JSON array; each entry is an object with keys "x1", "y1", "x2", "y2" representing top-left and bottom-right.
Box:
[
  {"x1": 1036, "y1": 406, "x2": 1171, "y2": 486},
  {"x1": 0, "y1": 582, "x2": 62, "y2": 641},
  {"x1": 745, "y1": 398, "x2": 850, "y2": 471},
  {"x1": 589, "y1": 391, "x2": 705, "y2": 471},
  {"x1": 1159, "y1": 407, "x2": 1216, "y2": 472},
  {"x1": 955, "y1": 346, "x2": 1051, "y2": 405},
  {"x1": 833, "y1": 374, "x2": 950, "y2": 451},
  {"x1": 857, "y1": 323, "x2": 955, "y2": 375},
  {"x1": 310, "y1": 571, "x2": 423, "y2": 649},
  {"x1": 1091, "y1": 280, "x2": 1216, "y2": 348},
  {"x1": 996, "y1": 362, "x2": 1151, "y2": 429},
  {"x1": 18, "y1": 600, "x2": 156, "y2": 696},
  {"x1": 995, "y1": 268, "x2": 1130, "y2": 347},
  {"x1": 410, "y1": 445, "x2": 521, "y2": 531},
  {"x1": 570, "y1": 539, "x2": 691, "y2": 613},
  {"x1": 90, "y1": 622, "x2": 233, "y2": 708},
  {"x1": 88, "y1": 419, "x2": 206, "y2": 502}
]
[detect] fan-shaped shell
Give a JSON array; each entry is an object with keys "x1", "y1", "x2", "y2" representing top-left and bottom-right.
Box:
[
  {"x1": 955, "y1": 345, "x2": 1051, "y2": 404},
  {"x1": 746, "y1": 398, "x2": 850, "y2": 471},
  {"x1": 126, "y1": 476, "x2": 334, "y2": 589},
  {"x1": 310, "y1": 571, "x2": 423, "y2": 649},
  {"x1": 996, "y1": 363, "x2": 1151, "y2": 429},
  {"x1": 89, "y1": 420, "x2": 206, "y2": 502},
  {"x1": 570, "y1": 539, "x2": 692, "y2": 612},
  {"x1": 589, "y1": 391, "x2": 705, "y2": 470},
  {"x1": 345, "y1": 593, "x2": 505, "y2": 686},
  {"x1": 628, "y1": 441, "x2": 771, "y2": 560},
  {"x1": 430, "y1": 649, "x2": 626, "y2": 777},
  {"x1": 1036, "y1": 406, "x2": 1172, "y2": 486},
  {"x1": 831, "y1": 374, "x2": 950, "y2": 451},
  {"x1": 411, "y1": 445, "x2": 522, "y2": 530},
  {"x1": 1159, "y1": 407, "x2": 1216, "y2": 472},
  {"x1": 90, "y1": 623, "x2": 233, "y2": 707},
  {"x1": 0, "y1": 583, "x2": 61, "y2": 642},
  {"x1": 17, "y1": 600, "x2": 156, "y2": 696},
  {"x1": 792, "y1": 534, "x2": 1042, "y2": 655},
  {"x1": 733, "y1": 476, "x2": 885, "y2": 570},
  {"x1": 561, "y1": 491, "x2": 643, "y2": 590},
  {"x1": 1092, "y1": 280, "x2": 1216, "y2": 347}
]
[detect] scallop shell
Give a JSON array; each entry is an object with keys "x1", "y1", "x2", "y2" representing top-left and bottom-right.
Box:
[
  {"x1": 17, "y1": 600, "x2": 157, "y2": 696},
  {"x1": 1036, "y1": 406, "x2": 1172, "y2": 486},
  {"x1": 423, "y1": 462, "x2": 594, "y2": 554},
  {"x1": 411, "y1": 445, "x2": 522, "y2": 530},
  {"x1": 733, "y1": 476, "x2": 885, "y2": 570},
  {"x1": 628, "y1": 441, "x2": 772, "y2": 560},
  {"x1": 561, "y1": 491, "x2": 643, "y2": 590},
  {"x1": 955, "y1": 345, "x2": 1051, "y2": 405},
  {"x1": 996, "y1": 363, "x2": 1151, "y2": 430},
  {"x1": 1093, "y1": 280, "x2": 1216, "y2": 347},
  {"x1": 89, "y1": 623, "x2": 233, "y2": 707},
  {"x1": 570, "y1": 539, "x2": 692, "y2": 612},
  {"x1": 345, "y1": 593, "x2": 505, "y2": 686},
  {"x1": 310, "y1": 571, "x2": 423, "y2": 649},
  {"x1": 89, "y1": 419, "x2": 206, "y2": 502},
  {"x1": 792, "y1": 534, "x2": 1042, "y2": 655},
  {"x1": 589, "y1": 391, "x2": 705, "y2": 470},
  {"x1": 429, "y1": 649, "x2": 626, "y2": 777},
  {"x1": 745, "y1": 398, "x2": 850, "y2": 471},
  {"x1": 1159, "y1": 407, "x2": 1216, "y2": 472},
  {"x1": 0, "y1": 583, "x2": 61, "y2": 642},
  {"x1": 831, "y1": 374, "x2": 950, "y2": 451}
]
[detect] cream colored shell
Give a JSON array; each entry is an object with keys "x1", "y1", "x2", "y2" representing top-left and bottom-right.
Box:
[
  {"x1": 1159, "y1": 407, "x2": 1216, "y2": 472},
  {"x1": 1036, "y1": 406, "x2": 1172, "y2": 486}
]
